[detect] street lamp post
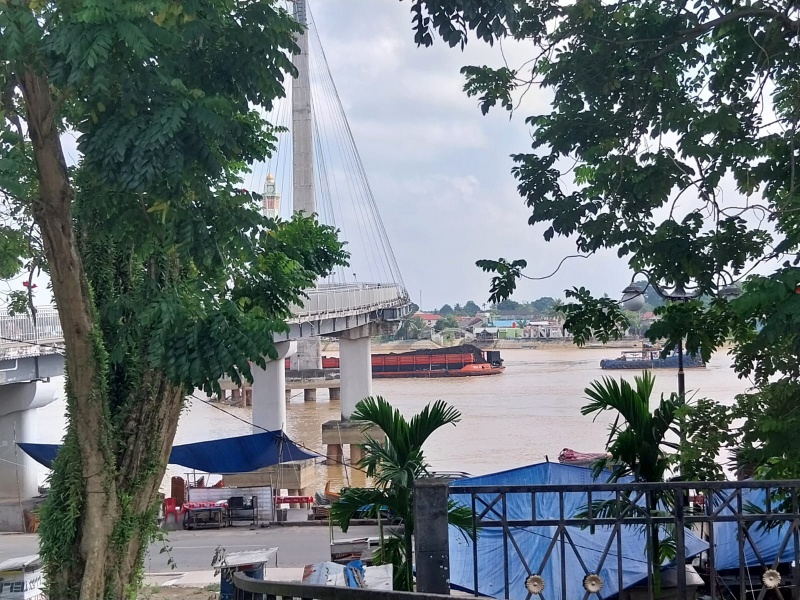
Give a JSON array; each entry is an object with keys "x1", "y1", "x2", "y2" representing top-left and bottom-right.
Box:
[{"x1": 620, "y1": 279, "x2": 740, "y2": 399}]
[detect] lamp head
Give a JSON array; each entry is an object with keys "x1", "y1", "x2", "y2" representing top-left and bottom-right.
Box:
[{"x1": 620, "y1": 284, "x2": 645, "y2": 311}]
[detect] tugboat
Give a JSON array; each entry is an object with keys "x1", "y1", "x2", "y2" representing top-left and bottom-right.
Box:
[{"x1": 600, "y1": 343, "x2": 704, "y2": 370}]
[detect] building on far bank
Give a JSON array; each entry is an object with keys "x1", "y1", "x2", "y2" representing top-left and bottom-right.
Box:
[{"x1": 414, "y1": 312, "x2": 440, "y2": 328}]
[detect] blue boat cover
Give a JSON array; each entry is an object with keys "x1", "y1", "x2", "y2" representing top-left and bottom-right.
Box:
[
  {"x1": 18, "y1": 431, "x2": 316, "y2": 473},
  {"x1": 712, "y1": 486, "x2": 796, "y2": 570},
  {"x1": 449, "y1": 462, "x2": 707, "y2": 600}
]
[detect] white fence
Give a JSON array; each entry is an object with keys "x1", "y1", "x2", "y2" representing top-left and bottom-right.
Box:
[{"x1": 0, "y1": 308, "x2": 63, "y2": 346}]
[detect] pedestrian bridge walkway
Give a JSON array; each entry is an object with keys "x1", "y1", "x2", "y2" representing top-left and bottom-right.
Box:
[{"x1": 0, "y1": 281, "x2": 409, "y2": 370}]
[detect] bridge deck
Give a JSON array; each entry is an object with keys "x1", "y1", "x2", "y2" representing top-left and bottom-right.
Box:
[{"x1": 0, "y1": 284, "x2": 411, "y2": 382}]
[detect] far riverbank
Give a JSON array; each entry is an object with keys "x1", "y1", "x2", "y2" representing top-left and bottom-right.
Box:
[{"x1": 321, "y1": 337, "x2": 643, "y2": 353}]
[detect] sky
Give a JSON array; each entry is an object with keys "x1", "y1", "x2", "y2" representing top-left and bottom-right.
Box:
[
  {"x1": 9, "y1": 0, "x2": 769, "y2": 311},
  {"x1": 295, "y1": 0, "x2": 630, "y2": 311}
]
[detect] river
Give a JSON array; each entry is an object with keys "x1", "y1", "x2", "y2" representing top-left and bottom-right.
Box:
[{"x1": 35, "y1": 346, "x2": 751, "y2": 493}]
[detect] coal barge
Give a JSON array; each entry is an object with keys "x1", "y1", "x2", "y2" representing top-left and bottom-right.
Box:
[{"x1": 287, "y1": 345, "x2": 504, "y2": 378}]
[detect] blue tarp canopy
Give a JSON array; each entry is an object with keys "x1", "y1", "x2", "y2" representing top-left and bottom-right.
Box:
[
  {"x1": 18, "y1": 431, "x2": 317, "y2": 473},
  {"x1": 712, "y1": 485, "x2": 796, "y2": 570},
  {"x1": 449, "y1": 462, "x2": 707, "y2": 600}
]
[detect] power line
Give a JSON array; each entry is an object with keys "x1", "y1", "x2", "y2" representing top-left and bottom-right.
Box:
[
  {"x1": 189, "y1": 393, "x2": 370, "y2": 476},
  {"x1": 0, "y1": 334, "x2": 64, "y2": 352},
  {"x1": 0, "y1": 335, "x2": 373, "y2": 476}
]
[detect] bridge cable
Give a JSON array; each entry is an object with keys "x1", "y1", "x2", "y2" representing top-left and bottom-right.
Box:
[
  {"x1": 307, "y1": 4, "x2": 404, "y2": 287},
  {"x1": 307, "y1": 9, "x2": 388, "y2": 284},
  {"x1": 306, "y1": 30, "x2": 379, "y2": 284}
]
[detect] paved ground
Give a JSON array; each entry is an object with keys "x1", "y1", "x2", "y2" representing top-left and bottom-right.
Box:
[{"x1": 0, "y1": 524, "x2": 380, "y2": 573}]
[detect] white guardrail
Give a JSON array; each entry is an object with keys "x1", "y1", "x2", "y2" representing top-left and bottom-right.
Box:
[
  {"x1": 289, "y1": 283, "x2": 408, "y2": 322},
  {"x1": 0, "y1": 284, "x2": 408, "y2": 349},
  {"x1": 0, "y1": 308, "x2": 63, "y2": 346}
]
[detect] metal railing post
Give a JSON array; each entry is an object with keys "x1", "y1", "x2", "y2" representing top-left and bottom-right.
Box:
[
  {"x1": 414, "y1": 478, "x2": 451, "y2": 595},
  {"x1": 675, "y1": 489, "x2": 686, "y2": 598}
]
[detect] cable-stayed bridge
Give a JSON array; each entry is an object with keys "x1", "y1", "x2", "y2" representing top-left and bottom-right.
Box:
[{"x1": 0, "y1": 0, "x2": 410, "y2": 506}]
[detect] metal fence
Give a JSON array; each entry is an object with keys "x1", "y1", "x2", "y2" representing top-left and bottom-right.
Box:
[
  {"x1": 0, "y1": 307, "x2": 63, "y2": 347},
  {"x1": 448, "y1": 479, "x2": 800, "y2": 600},
  {"x1": 289, "y1": 283, "x2": 409, "y2": 322}
]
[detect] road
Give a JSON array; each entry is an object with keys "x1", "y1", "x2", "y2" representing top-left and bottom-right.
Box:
[{"x1": 0, "y1": 525, "x2": 380, "y2": 572}]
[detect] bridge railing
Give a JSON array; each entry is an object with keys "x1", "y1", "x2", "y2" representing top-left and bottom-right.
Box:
[
  {"x1": 0, "y1": 307, "x2": 63, "y2": 346},
  {"x1": 440, "y1": 478, "x2": 800, "y2": 600},
  {"x1": 1, "y1": 285, "x2": 408, "y2": 350},
  {"x1": 290, "y1": 283, "x2": 408, "y2": 322}
]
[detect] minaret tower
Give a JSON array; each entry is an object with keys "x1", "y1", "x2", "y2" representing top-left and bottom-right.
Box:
[{"x1": 262, "y1": 173, "x2": 280, "y2": 219}]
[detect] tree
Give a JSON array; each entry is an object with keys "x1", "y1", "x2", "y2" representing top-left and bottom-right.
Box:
[
  {"x1": 329, "y1": 397, "x2": 473, "y2": 590},
  {"x1": 434, "y1": 313, "x2": 459, "y2": 332},
  {"x1": 463, "y1": 300, "x2": 481, "y2": 316},
  {"x1": 438, "y1": 303, "x2": 454, "y2": 315},
  {"x1": 494, "y1": 298, "x2": 519, "y2": 311},
  {"x1": 634, "y1": 281, "x2": 665, "y2": 308},
  {"x1": 580, "y1": 373, "x2": 725, "y2": 595},
  {"x1": 546, "y1": 299, "x2": 565, "y2": 320},
  {"x1": 397, "y1": 315, "x2": 426, "y2": 340},
  {"x1": 581, "y1": 372, "x2": 679, "y2": 596},
  {"x1": 405, "y1": 1, "x2": 800, "y2": 478},
  {"x1": 452, "y1": 302, "x2": 466, "y2": 315},
  {"x1": 1, "y1": 2, "x2": 347, "y2": 598},
  {"x1": 531, "y1": 297, "x2": 556, "y2": 314}
]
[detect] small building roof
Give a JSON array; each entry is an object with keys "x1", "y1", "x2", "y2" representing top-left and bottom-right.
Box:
[
  {"x1": 491, "y1": 319, "x2": 519, "y2": 328},
  {"x1": 414, "y1": 312, "x2": 440, "y2": 321}
]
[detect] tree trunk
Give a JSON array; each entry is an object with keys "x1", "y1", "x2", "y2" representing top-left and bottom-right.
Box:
[
  {"x1": 20, "y1": 66, "x2": 119, "y2": 600},
  {"x1": 19, "y1": 68, "x2": 187, "y2": 600}
]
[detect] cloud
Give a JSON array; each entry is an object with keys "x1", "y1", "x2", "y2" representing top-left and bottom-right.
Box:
[{"x1": 304, "y1": 0, "x2": 630, "y2": 308}]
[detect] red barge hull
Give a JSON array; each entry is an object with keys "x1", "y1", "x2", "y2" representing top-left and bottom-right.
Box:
[{"x1": 286, "y1": 345, "x2": 504, "y2": 378}]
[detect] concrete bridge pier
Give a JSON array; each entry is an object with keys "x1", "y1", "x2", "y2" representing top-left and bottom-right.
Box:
[
  {"x1": 0, "y1": 379, "x2": 57, "y2": 531},
  {"x1": 339, "y1": 326, "x2": 374, "y2": 421},
  {"x1": 251, "y1": 341, "x2": 297, "y2": 433},
  {"x1": 322, "y1": 322, "x2": 395, "y2": 465}
]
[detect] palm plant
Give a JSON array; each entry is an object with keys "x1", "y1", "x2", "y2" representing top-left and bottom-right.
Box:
[
  {"x1": 329, "y1": 396, "x2": 474, "y2": 591},
  {"x1": 580, "y1": 372, "x2": 684, "y2": 597}
]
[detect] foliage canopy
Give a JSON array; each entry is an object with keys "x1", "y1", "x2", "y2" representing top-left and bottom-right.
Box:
[
  {"x1": 405, "y1": 0, "x2": 800, "y2": 478},
  {"x1": 1, "y1": 0, "x2": 347, "y2": 597}
]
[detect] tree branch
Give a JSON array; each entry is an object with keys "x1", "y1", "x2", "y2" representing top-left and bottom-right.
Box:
[{"x1": 42, "y1": 87, "x2": 72, "y2": 136}]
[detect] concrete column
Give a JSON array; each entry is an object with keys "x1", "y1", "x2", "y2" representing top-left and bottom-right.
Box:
[
  {"x1": 350, "y1": 444, "x2": 363, "y2": 467},
  {"x1": 289, "y1": 0, "x2": 322, "y2": 375},
  {"x1": 0, "y1": 381, "x2": 57, "y2": 501},
  {"x1": 285, "y1": 389, "x2": 292, "y2": 402},
  {"x1": 291, "y1": 0, "x2": 313, "y2": 216},
  {"x1": 325, "y1": 444, "x2": 343, "y2": 466},
  {"x1": 303, "y1": 388, "x2": 317, "y2": 403},
  {"x1": 329, "y1": 387, "x2": 340, "y2": 401},
  {"x1": 251, "y1": 342, "x2": 296, "y2": 433},
  {"x1": 339, "y1": 332, "x2": 372, "y2": 420},
  {"x1": 414, "y1": 478, "x2": 451, "y2": 594}
]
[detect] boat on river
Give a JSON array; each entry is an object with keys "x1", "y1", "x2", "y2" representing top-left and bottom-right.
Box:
[
  {"x1": 290, "y1": 345, "x2": 505, "y2": 378},
  {"x1": 600, "y1": 344, "x2": 704, "y2": 370}
]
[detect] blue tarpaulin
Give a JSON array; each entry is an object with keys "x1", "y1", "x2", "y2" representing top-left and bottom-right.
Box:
[
  {"x1": 712, "y1": 486, "x2": 796, "y2": 570},
  {"x1": 448, "y1": 462, "x2": 707, "y2": 600},
  {"x1": 18, "y1": 431, "x2": 317, "y2": 473}
]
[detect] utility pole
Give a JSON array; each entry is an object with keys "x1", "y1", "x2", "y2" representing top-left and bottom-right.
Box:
[{"x1": 290, "y1": 0, "x2": 322, "y2": 378}]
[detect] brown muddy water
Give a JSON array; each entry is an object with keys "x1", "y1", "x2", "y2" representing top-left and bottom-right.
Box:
[{"x1": 35, "y1": 347, "x2": 751, "y2": 493}]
